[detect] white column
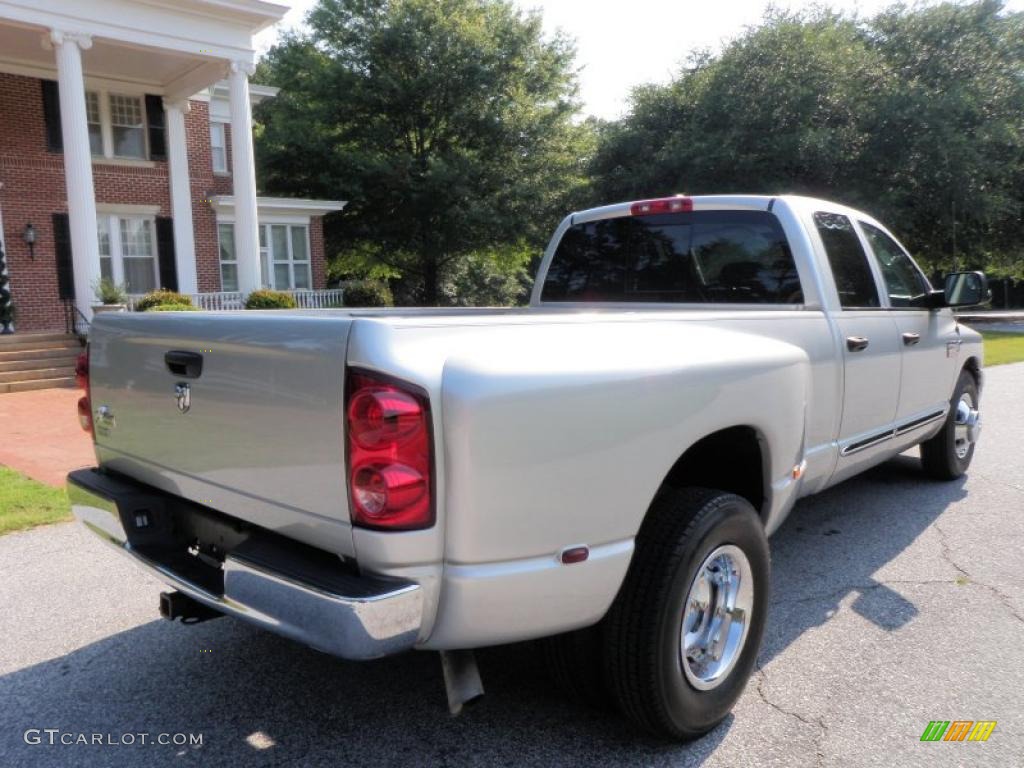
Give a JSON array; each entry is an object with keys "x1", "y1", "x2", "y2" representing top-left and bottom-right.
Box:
[
  {"x1": 51, "y1": 30, "x2": 99, "y2": 321},
  {"x1": 228, "y1": 60, "x2": 261, "y2": 294},
  {"x1": 164, "y1": 100, "x2": 198, "y2": 294}
]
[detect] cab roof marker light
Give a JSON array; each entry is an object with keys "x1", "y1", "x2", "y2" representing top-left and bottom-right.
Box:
[{"x1": 629, "y1": 196, "x2": 694, "y2": 216}]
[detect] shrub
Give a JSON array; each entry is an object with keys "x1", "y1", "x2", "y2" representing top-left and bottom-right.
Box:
[
  {"x1": 149, "y1": 303, "x2": 198, "y2": 312},
  {"x1": 93, "y1": 278, "x2": 128, "y2": 305},
  {"x1": 245, "y1": 289, "x2": 297, "y2": 309},
  {"x1": 343, "y1": 279, "x2": 394, "y2": 307},
  {"x1": 135, "y1": 289, "x2": 193, "y2": 312}
]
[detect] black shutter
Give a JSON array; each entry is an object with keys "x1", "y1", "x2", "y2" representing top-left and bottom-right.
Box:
[
  {"x1": 145, "y1": 94, "x2": 167, "y2": 161},
  {"x1": 53, "y1": 213, "x2": 75, "y2": 300},
  {"x1": 42, "y1": 80, "x2": 63, "y2": 152},
  {"x1": 156, "y1": 216, "x2": 178, "y2": 291}
]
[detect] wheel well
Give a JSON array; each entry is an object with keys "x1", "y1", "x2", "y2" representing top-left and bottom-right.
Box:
[
  {"x1": 963, "y1": 356, "x2": 982, "y2": 387},
  {"x1": 659, "y1": 426, "x2": 766, "y2": 518}
]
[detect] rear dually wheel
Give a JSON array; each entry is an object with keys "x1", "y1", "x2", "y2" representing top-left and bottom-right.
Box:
[{"x1": 603, "y1": 488, "x2": 769, "y2": 740}]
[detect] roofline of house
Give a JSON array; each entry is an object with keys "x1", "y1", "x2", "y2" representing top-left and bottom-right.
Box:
[{"x1": 210, "y1": 195, "x2": 348, "y2": 217}]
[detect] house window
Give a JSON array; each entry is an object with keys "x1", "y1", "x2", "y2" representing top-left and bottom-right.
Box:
[
  {"x1": 258, "y1": 224, "x2": 269, "y2": 286},
  {"x1": 218, "y1": 223, "x2": 238, "y2": 291},
  {"x1": 85, "y1": 91, "x2": 148, "y2": 159},
  {"x1": 85, "y1": 92, "x2": 103, "y2": 156},
  {"x1": 97, "y1": 216, "x2": 113, "y2": 280},
  {"x1": 263, "y1": 224, "x2": 310, "y2": 290},
  {"x1": 109, "y1": 94, "x2": 146, "y2": 158},
  {"x1": 217, "y1": 222, "x2": 312, "y2": 291},
  {"x1": 210, "y1": 122, "x2": 227, "y2": 173},
  {"x1": 95, "y1": 214, "x2": 157, "y2": 293}
]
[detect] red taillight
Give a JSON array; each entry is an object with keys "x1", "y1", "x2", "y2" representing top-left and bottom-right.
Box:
[
  {"x1": 348, "y1": 388, "x2": 425, "y2": 449},
  {"x1": 75, "y1": 346, "x2": 93, "y2": 435},
  {"x1": 346, "y1": 370, "x2": 433, "y2": 530},
  {"x1": 77, "y1": 395, "x2": 92, "y2": 433},
  {"x1": 75, "y1": 351, "x2": 88, "y2": 390},
  {"x1": 629, "y1": 196, "x2": 693, "y2": 216}
]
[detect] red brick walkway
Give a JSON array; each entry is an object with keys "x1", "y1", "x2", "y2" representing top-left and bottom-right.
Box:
[{"x1": 0, "y1": 388, "x2": 94, "y2": 487}]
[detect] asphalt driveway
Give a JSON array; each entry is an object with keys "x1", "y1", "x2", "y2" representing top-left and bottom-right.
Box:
[{"x1": 1, "y1": 364, "x2": 1022, "y2": 767}]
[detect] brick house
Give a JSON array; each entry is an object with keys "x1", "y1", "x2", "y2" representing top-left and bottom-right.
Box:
[{"x1": 0, "y1": 0, "x2": 344, "y2": 338}]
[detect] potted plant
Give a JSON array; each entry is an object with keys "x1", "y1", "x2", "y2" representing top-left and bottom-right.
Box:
[{"x1": 92, "y1": 278, "x2": 129, "y2": 313}]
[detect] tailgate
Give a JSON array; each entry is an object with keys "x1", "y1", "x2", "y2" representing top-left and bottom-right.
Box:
[{"x1": 88, "y1": 311, "x2": 356, "y2": 557}]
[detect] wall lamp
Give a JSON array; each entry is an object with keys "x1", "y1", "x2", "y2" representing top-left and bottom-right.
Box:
[{"x1": 23, "y1": 223, "x2": 36, "y2": 259}]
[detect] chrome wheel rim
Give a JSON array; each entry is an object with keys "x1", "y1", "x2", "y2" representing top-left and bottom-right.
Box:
[
  {"x1": 954, "y1": 392, "x2": 978, "y2": 460},
  {"x1": 680, "y1": 544, "x2": 754, "y2": 691}
]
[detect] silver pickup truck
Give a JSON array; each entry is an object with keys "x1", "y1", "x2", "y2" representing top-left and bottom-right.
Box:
[{"x1": 69, "y1": 195, "x2": 986, "y2": 740}]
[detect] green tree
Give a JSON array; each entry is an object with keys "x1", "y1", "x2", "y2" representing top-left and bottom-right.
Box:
[
  {"x1": 590, "y1": 2, "x2": 1024, "y2": 278},
  {"x1": 859, "y1": 0, "x2": 1024, "y2": 273},
  {"x1": 590, "y1": 11, "x2": 883, "y2": 202},
  {"x1": 256, "y1": 0, "x2": 593, "y2": 305}
]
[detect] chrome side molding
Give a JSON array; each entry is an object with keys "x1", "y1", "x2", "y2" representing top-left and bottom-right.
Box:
[{"x1": 840, "y1": 409, "x2": 947, "y2": 457}]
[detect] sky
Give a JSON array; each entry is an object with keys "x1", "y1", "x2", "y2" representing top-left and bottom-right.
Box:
[{"x1": 255, "y1": 0, "x2": 1024, "y2": 120}]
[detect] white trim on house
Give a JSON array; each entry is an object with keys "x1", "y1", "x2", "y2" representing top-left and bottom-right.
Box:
[
  {"x1": 210, "y1": 195, "x2": 347, "y2": 219},
  {"x1": 0, "y1": 0, "x2": 285, "y2": 71},
  {"x1": 95, "y1": 203, "x2": 161, "y2": 216},
  {"x1": 0, "y1": 58, "x2": 168, "y2": 93},
  {"x1": 207, "y1": 81, "x2": 279, "y2": 121},
  {"x1": 0, "y1": 0, "x2": 288, "y2": 321}
]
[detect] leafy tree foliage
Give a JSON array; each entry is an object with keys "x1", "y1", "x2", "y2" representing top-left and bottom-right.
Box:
[
  {"x1": 255, "y1": 0, "x2": 593, "y2": 304},
  {"x1": 590, "y1": 1, "x2": 1024, "y2": 277}
]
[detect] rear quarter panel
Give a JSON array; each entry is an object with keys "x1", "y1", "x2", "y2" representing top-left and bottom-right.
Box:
[
  {"x1": 437, "y1": 320, "x2": 809, "y2": 565},
  {"x1": 347, "y1": 316, "x2": 811, "y2": 647}
]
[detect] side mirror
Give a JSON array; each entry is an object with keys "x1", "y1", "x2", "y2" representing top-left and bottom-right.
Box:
[{"x1": 943, "y1": 271, "x2": 989, "y2": 308}]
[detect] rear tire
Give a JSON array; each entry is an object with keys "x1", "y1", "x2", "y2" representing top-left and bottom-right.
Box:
[
  {"x1": 920, "y1": 369, "x2": 979, "y2": 480},
  {"x1": 603, "y1": 488, "x2": 769, "y2": 740}
]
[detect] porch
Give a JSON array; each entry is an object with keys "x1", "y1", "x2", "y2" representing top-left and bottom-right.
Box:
[
  {"x1": 125, "y1": 288, "x2": 346, "y2": 312},
  {"x1": 0, "y1": 0, "x2": 290, "y2": 330}
]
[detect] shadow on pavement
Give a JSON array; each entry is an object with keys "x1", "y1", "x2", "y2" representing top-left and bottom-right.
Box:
[
  {"x1": 761, "y1": 453, "x2": 965, "y2": 665},
  {"x1": 1, "y1": 453, "x2": 967, "y2": 768}
]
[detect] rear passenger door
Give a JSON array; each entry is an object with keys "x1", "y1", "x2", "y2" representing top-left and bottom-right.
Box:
[
  {"x1": 857, "y1": 221, "x2": 960, "y2": 424},
  {"x1": 812, "y1": 212, "x2": 901, "y2": 466}
]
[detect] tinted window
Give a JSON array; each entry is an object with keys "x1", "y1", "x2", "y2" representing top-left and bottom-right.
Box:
[
  {"x1": 813, "y1": 212, "x2": 879, "y2": 308},
  {"x1": 859, "y1": 222, "x2": 931, "y2": 307},
  {"x1": 541, "y1": 210, "x2": 801, "y2": 304}
]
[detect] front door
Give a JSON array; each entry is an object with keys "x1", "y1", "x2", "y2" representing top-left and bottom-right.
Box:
[{"x1": 856, "y1": 220, "x2": 960, "y2": 425}]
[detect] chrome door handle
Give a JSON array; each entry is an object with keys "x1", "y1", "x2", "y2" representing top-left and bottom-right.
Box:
[
  {"x1": 846, "y1": 336, "x2": 870, "y2": 352},
  {"x1": 902, "y1": 332, "x2": 921, "y2": 346}
]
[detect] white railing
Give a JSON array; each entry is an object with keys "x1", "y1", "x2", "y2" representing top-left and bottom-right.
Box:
[
  {"x1": 191, "y1": 291, "x2": 246, "y2": 310},
  {"x1": 289, "y1": 289, "x2": 345, "y2": 308},
  {"x1": 126, "y1": 288, "x2": 345, "y2": 312}
]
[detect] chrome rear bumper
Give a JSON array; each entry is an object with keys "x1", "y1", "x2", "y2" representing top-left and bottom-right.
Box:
[{"x1": 68, "y1": 469, "x2": 422, "y2": 660}]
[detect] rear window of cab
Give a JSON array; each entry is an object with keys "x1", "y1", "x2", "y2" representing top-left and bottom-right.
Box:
[{"x1": 540, "y1": 210, "x2": 801, "y2": 304}]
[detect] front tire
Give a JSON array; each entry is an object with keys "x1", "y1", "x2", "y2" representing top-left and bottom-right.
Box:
[
  {"x1": 920, "y1": 369, "x2": 980, "y2": 480},
  {"x1": 603, "y1": 488, "x2": 769, "y2": 740}
]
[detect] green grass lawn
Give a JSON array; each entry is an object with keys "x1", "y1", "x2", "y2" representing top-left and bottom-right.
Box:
[
  {"x1": 0, "y1": 467, "x2": 72, "y2": 535},
  {"x1": 981, "y1": 331, "x2": 1024, "y2": 367}
]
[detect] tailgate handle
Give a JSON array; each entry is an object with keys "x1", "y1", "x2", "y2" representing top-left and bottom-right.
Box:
[{"x1": 165, "y1": 351, "x2": 203, "y2": 378}]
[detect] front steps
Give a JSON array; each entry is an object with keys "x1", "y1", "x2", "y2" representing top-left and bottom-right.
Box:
[{"x1": 0, "y1": 332, "x2": 82, "y2": 393}]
